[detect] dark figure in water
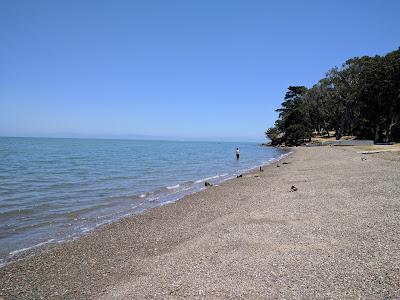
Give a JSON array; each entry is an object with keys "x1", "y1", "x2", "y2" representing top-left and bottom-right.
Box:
[{"x1": 236, "y1": 148, "x2": 240, "y2": 160}]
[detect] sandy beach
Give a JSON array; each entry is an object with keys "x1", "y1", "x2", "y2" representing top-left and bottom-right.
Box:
[{"x1": 1, "y1": 146, "x2": 399, "y2": 299}]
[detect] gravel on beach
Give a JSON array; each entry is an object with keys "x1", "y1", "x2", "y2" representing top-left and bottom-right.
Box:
[{"x1": 1, "y1": 147, "x2": 399, "y2": 299}]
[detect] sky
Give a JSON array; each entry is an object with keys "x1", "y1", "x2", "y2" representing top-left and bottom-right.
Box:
[{"x1": 1, "y1": 0, "x2": 399, "y2": 141}]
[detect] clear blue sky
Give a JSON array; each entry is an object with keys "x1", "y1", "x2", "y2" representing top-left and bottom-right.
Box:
[{"x1": 1, "y1": 0, "x2": 399, "y2": 141}]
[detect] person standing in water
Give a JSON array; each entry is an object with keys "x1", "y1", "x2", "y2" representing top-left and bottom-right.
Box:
[{"x1": 236, "y1": 147, "x2": 240, "y2": 160}]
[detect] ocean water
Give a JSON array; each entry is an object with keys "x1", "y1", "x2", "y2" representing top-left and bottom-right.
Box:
[{"x1": 0, "y1": 137, "x2": 288, "y2": 264}]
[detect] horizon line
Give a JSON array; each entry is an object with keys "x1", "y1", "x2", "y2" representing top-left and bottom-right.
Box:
[{"x1": 0, "y1": 134, "x2": 267, "y2": 143}]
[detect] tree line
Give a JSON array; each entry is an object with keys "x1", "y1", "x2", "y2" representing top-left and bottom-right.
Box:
[{"x1": 266, "y1": 48, "x2": 400, "y2": 145}]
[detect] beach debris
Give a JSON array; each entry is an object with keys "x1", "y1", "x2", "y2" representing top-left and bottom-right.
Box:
[
  {"x1": 204, "y1": 181, "x2": 213, "y2": 187},
  {"x1": 254, "y1": 174, "x2": 260, "y2": 178},
  {"x1": 276, "y1": 165, "x2": 280, "y2": 167},
  {"x1": 236, "y1": 174, "x2": 243, "y2": 178},
  {"x1": 361, "y1": 157, "x2": 367, "y2": 161},
  {"x1": 259, "y1": 166, "x2": 264, "y2": 172},
  {"x1": 283, "y1": 162, "x2": 289, "y2": 165},
  {"x1": 290, "y1": 185, "x2": 298, "y2": 192}
]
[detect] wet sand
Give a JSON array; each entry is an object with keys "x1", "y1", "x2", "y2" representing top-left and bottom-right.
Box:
[{"x1": 1, "y1": 146, "x2": 399, "y2": 299}]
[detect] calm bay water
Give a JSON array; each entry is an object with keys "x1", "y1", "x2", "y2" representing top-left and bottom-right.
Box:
[{"x1": 0, "y1": 137, "x2": 287, "y2": 264}]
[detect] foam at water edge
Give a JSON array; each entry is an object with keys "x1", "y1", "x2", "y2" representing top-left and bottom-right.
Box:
[
  {"x1": 194, "y1": 174, "x2": 227, "y2": 184},
  {"x1": 166, "y1": 184, "x2": 180, "y2": 190},
  {"x1": 263, "y1": 150, "x2": 293, "y2": 165},
  {"x1": 9, "y1": 239, "x2": 56, "y2": 257}
]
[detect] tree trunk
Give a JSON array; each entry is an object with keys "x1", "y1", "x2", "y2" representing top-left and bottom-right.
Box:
[
  {"x1": 385, "y1": 121, "x2": 391, "y2": 143},
  {"x1": 385, "y1": 115, "x2": 397, "y2": 143},
  {"x1": 335, "y1": 126, "x2": 342, "y2": 140},
  {"x1": 323, "y1": 121, "x2": 330, "y2": 138},
  {"x1": 336, "y1": 117, "x2": 346, "y2": 140},
  {"x1": 374, "y1": 123, "x2": 380, "y2": 143}
]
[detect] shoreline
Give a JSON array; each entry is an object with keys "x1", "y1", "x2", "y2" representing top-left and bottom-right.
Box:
[
  {"x1": 1, "y1": 146, "x2": 399, "y2": 299},
  {"x1": 0, "y1": 147, "x2": 292, "y2": 268}
]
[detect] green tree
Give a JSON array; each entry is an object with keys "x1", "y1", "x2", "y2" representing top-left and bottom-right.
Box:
[
  {"x1": 275, "y1": 86, "x2": 312, "y2": 145},
  {"x1": 265, "y1": 127, "x2": 281, "y2": 145},
  {"x1": 266, "y1": 48, "x2": 400, "y2": 145}
]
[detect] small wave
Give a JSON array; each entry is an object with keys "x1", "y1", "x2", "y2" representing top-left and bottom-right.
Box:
[
  {"x1": 263, "y1": 151, "x2": 293, "y2": 165},
  {"x1": 147, "y1": 196, "x2": 160, "y2": 202},
  {"x1": 10, "y1": 220, "x2": 57, "y2": 233},
  {"x1": 160, "y1": 199, "x2": 177, "y2": 206},
  {"x1": 79, "y1": 227, "x2": 92, "y2": 233},
  {"x1": 166, "y1": 184, "x2": 180, "y2": 190},
  {"x1": 9, "y1": 239, "x2": 55, "y2": 256},
  {"x1": 63, "y1": 205, "x2": 113, "y2": 219},
  {"x1": 194, "y1": 174, "x2": 221, "y2": 184},
  {"x1": 0, "y1": 208, "x2": 35, "y2": 218}
]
